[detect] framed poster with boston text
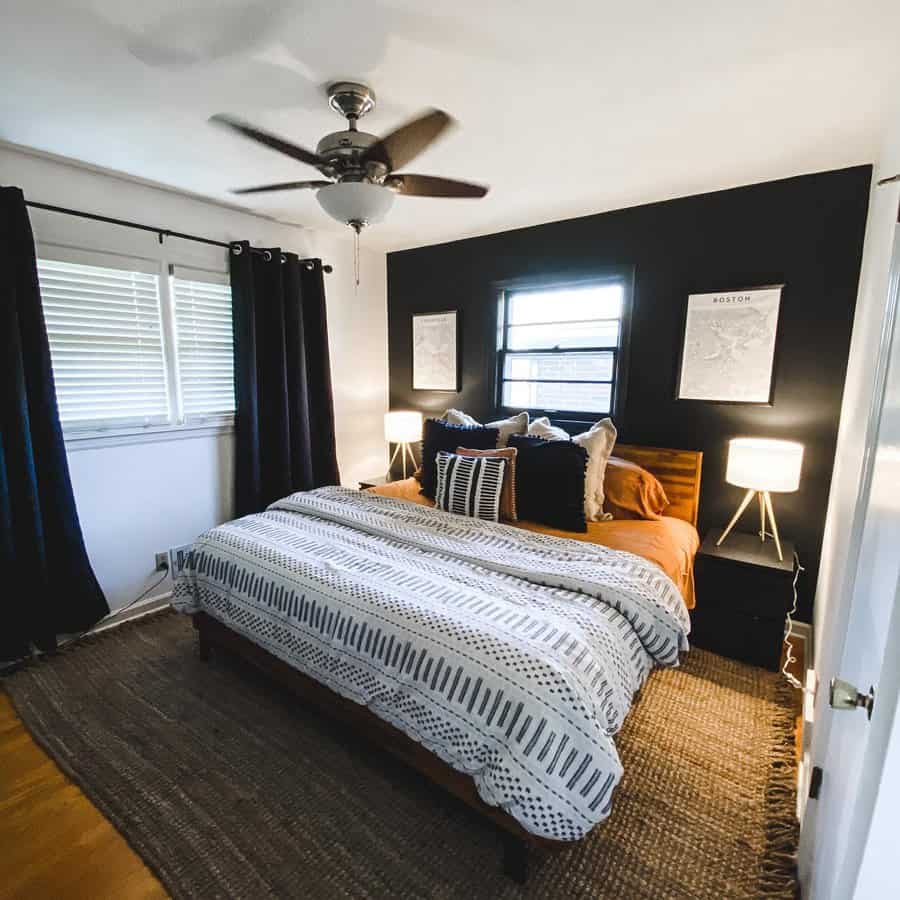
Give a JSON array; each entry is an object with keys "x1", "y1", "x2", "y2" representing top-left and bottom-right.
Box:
[{"x1": 676, "y1": 285, "x2": 784, "y2": 404}]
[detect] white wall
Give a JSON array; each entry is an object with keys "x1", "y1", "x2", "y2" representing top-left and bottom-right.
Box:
[{"x1": 2, "y1": 143, "x2": 388, "y2": 611}]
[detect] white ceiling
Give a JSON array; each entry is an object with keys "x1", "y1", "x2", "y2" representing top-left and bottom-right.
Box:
[{"x1": 3, "y1": 0, "x2": 899, "y2": 252}]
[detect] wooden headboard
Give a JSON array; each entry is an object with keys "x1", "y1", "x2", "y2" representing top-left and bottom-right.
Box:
[{"x1": 613, "y1": 444, "x2": 703, "y2": 527}]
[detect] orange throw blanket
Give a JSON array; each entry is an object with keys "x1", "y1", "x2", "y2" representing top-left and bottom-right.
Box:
[{"x1": 368, "y1": 477, "x2": 698, "y2": 608}]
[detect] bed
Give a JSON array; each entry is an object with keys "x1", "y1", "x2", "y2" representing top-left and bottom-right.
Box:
[
  {"x1": 367, "y1": 464, "x2": 700, "y2": 607},
  {"x1": 173, "y1": 444, "x2": 702, "y2": 880}
]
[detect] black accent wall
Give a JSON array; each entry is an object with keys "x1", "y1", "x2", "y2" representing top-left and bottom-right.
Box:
[{"x1": 387, "y1": 166, "x2": 872, "y2": 620}]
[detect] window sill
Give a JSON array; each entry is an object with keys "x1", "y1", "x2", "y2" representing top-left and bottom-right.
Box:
[
  {"x1": 495, "y1": 408, "x2": 605, "y2": 425},
  {"x1": 64, "y1": 421, "x2": 235, "y2": 451}
]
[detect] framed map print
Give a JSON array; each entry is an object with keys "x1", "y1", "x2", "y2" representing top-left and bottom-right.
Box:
[
  {"x1": 412, "y1": 310, "x2": 460, "y2": 392},
  {"x1": 676, "y1": 285, "x2": 784, "y2": 404}
]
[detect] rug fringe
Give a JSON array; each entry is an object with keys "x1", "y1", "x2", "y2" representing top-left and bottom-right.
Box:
[{"x1": 756, "y1": 675, "x2": 802, "y2": 898}]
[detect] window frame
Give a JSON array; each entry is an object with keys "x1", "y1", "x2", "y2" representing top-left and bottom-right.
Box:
[
  {"x1": 36, "y1": 242, "x2": 235, "y2": 450},
  {"x1": 168, "y1": 264, "x2": 236, "y2": 428},
  {"x1": 493, "y1": 270, "x2": 634, "y2": 426}
]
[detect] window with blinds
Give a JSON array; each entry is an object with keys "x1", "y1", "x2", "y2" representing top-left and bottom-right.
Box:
[
  {"x1": 37, "y1": 257, "x2": 170, "y2": 430},
  {"x1": 170, "y1": 268, "x2": 235, "y2": 423},
  {"x1": 496, "y1": 278, "x2": 630, "y2": 418},
  {"x1": 37, "y1": 252, "x2": 236, "y2": 437}
]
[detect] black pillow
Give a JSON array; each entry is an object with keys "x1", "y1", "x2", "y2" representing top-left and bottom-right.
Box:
[
  {"x1": 420, "y1": 419, "x2": 499, "y2": 499},
  {"x1": 507, "y1": 433, "x2": 588, "y2": 532}
]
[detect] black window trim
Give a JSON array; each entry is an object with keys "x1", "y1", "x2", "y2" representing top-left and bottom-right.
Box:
[{"x1": 493, "y1": 269, "x2": 634, "y2": 427}]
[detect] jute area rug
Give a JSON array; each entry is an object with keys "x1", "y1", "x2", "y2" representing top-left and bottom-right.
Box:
[{"x1": 4, "y1": 610, "x2": 799, "y2": 899}]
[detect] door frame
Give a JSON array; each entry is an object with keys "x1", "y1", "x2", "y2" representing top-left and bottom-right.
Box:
[{"x1": 798, "y1": 218, "x2": 900, "y2": 896}]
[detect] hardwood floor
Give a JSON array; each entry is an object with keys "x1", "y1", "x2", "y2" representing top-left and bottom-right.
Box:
[
  {"x1": 0, "y1": 693, "x2": 166, "y2": 900},
  {"x1": 0, "y1": 634, "x2": 808, "y2": 899}
]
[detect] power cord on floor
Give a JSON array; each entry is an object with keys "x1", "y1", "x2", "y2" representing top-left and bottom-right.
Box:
[{"x1": 56, "y1": 565, "x2": 171, "y2": 650}]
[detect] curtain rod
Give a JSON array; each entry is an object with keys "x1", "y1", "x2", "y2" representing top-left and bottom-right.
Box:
[{"x1": 24, "y1": 200, "x2": 333, "y2": 273}]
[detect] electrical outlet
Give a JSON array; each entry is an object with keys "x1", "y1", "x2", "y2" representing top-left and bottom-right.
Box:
[{"x1": 154, "y1": 544, "x2": 194, "y2": 577}]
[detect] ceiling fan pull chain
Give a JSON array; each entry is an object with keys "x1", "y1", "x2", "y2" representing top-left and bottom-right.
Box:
[{"x1": 354, "y1": 227, "x2": 360, "y2": 290}]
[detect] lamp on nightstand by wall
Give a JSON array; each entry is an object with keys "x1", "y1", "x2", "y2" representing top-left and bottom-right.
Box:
[
  {"x1": 384, "y1": 410, "x2": 423, "y2": 480},
  {"x1": 717, "y1": 437, "x2": 804, "y2": 561}
]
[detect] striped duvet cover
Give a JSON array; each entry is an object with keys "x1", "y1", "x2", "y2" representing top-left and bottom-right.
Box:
[{"x1": 172, "y1": 486, "x2": 690, "y2": 841}]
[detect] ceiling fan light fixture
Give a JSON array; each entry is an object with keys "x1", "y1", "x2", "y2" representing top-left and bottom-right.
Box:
[{"x1": 316, "y1": 181, "x2": 395, "y2": 230}]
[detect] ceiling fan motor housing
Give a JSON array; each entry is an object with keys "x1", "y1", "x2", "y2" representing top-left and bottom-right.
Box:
[{"x1": 316, "y1": 130, "x2": 387, "y2": 182}]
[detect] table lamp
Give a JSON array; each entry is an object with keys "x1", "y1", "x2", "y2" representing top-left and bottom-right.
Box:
[
  {"x1": 384, "y1": 410, "x2": 423, "y2": 479},
  {"x1": 717, "y1": 438, "x2": 803, "y2": 561}
]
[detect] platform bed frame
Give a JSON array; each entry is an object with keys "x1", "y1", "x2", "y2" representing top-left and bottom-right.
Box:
[
  {"x1": 193, "y1": 611, "x2": 543, "y2": 881},
  {"x1": 193, "y1": 445, "x2": 702, "y2": 883}
]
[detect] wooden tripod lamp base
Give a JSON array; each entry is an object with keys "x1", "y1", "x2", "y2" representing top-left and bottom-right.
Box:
[
  {"x1": 716, "y1": 489, "x2": 784, "y2": 560},
  {"x1": 717, "y1": 438, "x2": 804, "y2": 564}
]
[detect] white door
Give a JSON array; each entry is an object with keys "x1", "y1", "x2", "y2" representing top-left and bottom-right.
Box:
[{"x1": 799, "y1": 222, "x2": 900, "y2": 899}]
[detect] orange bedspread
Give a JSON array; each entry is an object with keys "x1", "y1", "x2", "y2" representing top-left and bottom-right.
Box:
[{"x1": 368, "y1": 477, "x2": 699, "y2": 608}]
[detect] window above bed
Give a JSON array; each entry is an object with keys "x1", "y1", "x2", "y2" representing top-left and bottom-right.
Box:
[{"x1": 495, "y1": 274, "x2": 632, "y2": 420}]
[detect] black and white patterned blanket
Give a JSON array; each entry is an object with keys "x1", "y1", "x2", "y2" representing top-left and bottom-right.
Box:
[{"x1": 173, "y1": 487, "x2": 690, "y2": 841}]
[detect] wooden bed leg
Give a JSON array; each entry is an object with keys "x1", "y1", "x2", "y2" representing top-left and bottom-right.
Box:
[
  {"x1": 502, "y1": 834, "x2": 529, "y2": 884},
  {"x1": 193, "y1": 616, "x2": 211, "y2": 661}
]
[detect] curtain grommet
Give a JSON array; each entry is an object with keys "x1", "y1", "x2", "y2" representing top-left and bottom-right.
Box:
[
  {"x1": 263, "y1": 250, "x2": 273, "y2": 262},
  {"x1": 231, "y1": 244, "x2": 243, "y2": 256}
]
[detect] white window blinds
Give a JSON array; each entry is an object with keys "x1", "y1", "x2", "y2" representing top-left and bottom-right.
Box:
[
  {"x1": 497, "y1": 281, "x2": 627, "y2": 417},
  {"x1": 170, "y1": 268, "x2": 235, "y2": 422},
  {"x1": 37, "y1": 257, "x2": 170, "y2": 430}
]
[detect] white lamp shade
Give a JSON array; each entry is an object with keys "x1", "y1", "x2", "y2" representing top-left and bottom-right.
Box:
[
  {"x1": 317, "y1": 182, "x2": 395, "y2": 226},
  {"x1": 384, "y1": 410, "x2": 422, "y2": 443},
  {"x1": 725, "y1": 438, "x2": 804, "y2": 493}
]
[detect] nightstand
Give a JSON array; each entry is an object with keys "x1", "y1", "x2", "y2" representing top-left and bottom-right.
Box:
[
  {"x1": 358, "y1": 475, "x2": 390, "y2": 490},
  {"x1": 691, "y1": 529, "x2": 797, "y2": 671}
]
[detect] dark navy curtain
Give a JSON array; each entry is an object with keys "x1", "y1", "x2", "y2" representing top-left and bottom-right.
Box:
[
  {"x1": 1, "y1": 187, "x2": 108, "y2": 661},
  {"x1": 230, "y1": 243, "x2": 340, "y2": 516}
]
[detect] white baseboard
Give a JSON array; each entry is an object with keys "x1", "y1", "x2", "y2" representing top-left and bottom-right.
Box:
[
  {"x1": 91, "y1": 591, "x2": 173, "y2": 634},
  {"x1": 53, "y1": 591, "x2": 173, "y2": 651}
]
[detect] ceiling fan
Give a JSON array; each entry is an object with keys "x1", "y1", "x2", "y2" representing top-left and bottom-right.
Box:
[{"x1": 212, "y1": 82, "x2": 489, "y2": 234}]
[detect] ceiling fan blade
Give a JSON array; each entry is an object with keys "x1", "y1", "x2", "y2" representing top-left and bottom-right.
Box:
[
  {"x1": 231, "y1": 180, "x2": 332, "y2": 194},
  {"x1": 210, "y1": 114, "x2": 325, "y2": 171},
  {"x1": 387, "y1": 173, "x2": 488, "y2": 198},
  {"x1": 363, "y1": 109, "x2": 454, "y2": 171}
]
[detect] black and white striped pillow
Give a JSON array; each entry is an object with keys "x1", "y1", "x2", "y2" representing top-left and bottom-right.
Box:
[{"x1": 434, "y1": 451, "x2": 507, "y2": 522}]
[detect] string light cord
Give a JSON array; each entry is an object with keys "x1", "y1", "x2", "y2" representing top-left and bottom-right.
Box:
[{"x1": 782, "y1": 550, "x2": 810, "y2": 692}]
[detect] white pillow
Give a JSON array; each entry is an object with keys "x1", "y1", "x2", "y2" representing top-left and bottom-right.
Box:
[
  {"x1": 572, "y1": 418, "x2": 618, "y2": 521},
  {"x1": 442, "y1": 408, "x2": 480, "y2": 427},
  {"x1": 442, "y1": 409, "x2": 528, "y2": 447},
  {"x1": 528, "y1": 416, "x2": 570, "y2": 442}
]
